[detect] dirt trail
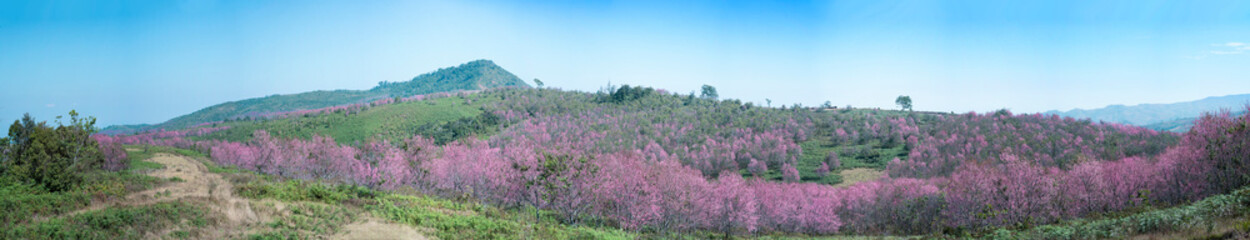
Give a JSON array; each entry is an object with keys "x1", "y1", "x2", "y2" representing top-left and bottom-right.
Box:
[
  {"x1": 80, "y1": 153, "x2": 426, "y2": 239},
  {"x1": 75, "y1": 153, "x2": 261, "y2": 238}
]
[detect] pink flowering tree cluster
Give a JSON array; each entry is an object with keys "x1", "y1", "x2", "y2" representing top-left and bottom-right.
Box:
[
  {"x1": 1184, "y1": 107, "x2": 1250, "y2": 194},
  {"x1": 935, "y1": 148, "x2": 1210, "y2": 230},
  {"x1": 834, "y1": 177, "x2": 944, "y2": 234},
  {"x1": 589, "y1": 151, "x2": 845, "y2": 234},
  {"x1": 195, "y1": 127, "x2": 849, "y2": 234},
  {"x1": 205, "y1": 130, "x2": 432, "y2": 189},
  {"x1": 488, "y1": 108, "x2": 806, "y2": 178},
  {"x1": 91, "y1": 135, "x2": 129, "y2": 171},
  {"x1": 889, "y1": 111, "x2": 1180, "y2": 178},
  {"x1": 921, "y1": 106, "x2": 1250, "y2": 231},
  {"x1": 101, "y1": 126, "x2": 231, "y2": 151}
]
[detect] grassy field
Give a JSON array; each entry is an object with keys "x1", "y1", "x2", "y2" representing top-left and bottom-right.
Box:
[{"x1": 3, "y1": 202, "x2": 210, "y2": 239}]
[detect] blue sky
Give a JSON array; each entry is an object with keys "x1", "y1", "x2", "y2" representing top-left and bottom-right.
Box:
[{"x1": 3, "y1": 0, "x2": 1250, "y2": 127}]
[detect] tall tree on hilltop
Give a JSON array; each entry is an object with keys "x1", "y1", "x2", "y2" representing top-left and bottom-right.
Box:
[
  {"x1": 895, "y1": 95, "x2": 913, "y2": 111},
  {"x1": 701, "y1": 84, "x2": 719, "y2": 100}
]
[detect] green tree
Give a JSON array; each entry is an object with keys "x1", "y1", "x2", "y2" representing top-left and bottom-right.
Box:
[
  {"x1": 1, "y1": 111, "x2": 102, "y2": 192},
  {"x1": 533, "y1": 78, "x2": 544, "y2": 88},
  {"x1": 896, "y1": 95, "x2": 913, "y2": 111},
  {"x1": 700, "y1": 84, "x2": 719, "y2": 100}
]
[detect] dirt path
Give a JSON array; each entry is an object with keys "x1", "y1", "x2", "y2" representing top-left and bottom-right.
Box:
[
  {"x1": 75, "y1": 153, "x2": 261, "y2": 238},
  {"x1": 79, "y1": 153, "x2": 426, "y2": 239}
]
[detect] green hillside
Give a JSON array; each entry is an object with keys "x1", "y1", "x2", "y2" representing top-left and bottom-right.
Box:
[
  {"x1": 191, "y1": 95, "x2": 492, "y2": 144},
  {"x1": 102, "y1": 60, "x2": 528, "y2": 135}
]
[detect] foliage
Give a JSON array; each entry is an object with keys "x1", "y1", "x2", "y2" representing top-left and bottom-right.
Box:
[
  {"x1": 895, "y1": 96, "x2": 912, "y2": 111},
  {"x1": 0, "y1": 180, "x2": 91, "y2": 228},
  {"x1": 1, "y1": 111, "x2": 105, "y2": 192},
  {"x1": 701, "y1": 84, "x2": 719, "y2": 100},
  {"x1": 600, "y1": 84, "x2": 657, "y2": 104},
  {"x1": 411, "y1": 110, "x2": 503, "y2": 145},
  {"x1": 2, "y1": 202, "x2": 207, "y2": 240},
  {"x1": 1, "y1": 167, "x2": 162, "y2": 230}
]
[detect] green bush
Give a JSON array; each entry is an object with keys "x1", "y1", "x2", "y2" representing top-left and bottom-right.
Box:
[
  {"x1": 1, "y1": 111, "x2": 104, "y2": 192},
  {"x1": 2, "y1": 202, "x2": 206, "y2": 239},
  {"x1": 0, "y1": 180, "x2": 92, "y2": 227}
]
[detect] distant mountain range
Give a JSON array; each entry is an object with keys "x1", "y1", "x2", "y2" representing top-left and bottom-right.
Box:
[
  {"x1": 102, "y1": 60, "x2": 529, "y2": 134},
  {"x1": 1045, "y1": 94, "x2": 1250, "y2": 132}
]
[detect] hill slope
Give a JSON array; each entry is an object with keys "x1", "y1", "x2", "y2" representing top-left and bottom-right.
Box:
[
  {"x1": 103, "y1": 60, "x2": 528, "y2": 134},
  {"x1": 1045, "y1": 93, "x2": 1250, "y2": 129}
]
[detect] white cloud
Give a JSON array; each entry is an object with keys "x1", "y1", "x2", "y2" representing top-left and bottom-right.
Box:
[
  {"x1": 45, "y1": 103, "x2": 56, "y2": 108},
  {"x1": 1210, "y1": 50, "x2": 1243, "y2": 55},
  {"x1": 1205, "y1": 42, "x2": 1247, "y2": 55}
]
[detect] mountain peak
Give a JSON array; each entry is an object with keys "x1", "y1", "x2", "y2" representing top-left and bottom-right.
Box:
[
  {"x1": 371, "y1": 59, "x2": 529, "y2": 97},
  {"x1": 104, "y1": 59, "x2": 529, "y2": 135}
]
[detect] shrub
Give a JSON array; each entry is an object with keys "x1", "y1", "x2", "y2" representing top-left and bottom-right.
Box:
[{"x1": 1, "y1": 111, "x2": 104, "y2": 192}]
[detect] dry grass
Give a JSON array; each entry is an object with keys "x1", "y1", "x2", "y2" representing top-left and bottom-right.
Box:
[{"x1": 833, "y1": 168, "x2": 885, "y2": 188}]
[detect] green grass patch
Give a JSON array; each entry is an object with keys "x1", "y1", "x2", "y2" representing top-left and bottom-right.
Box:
[
  {"x1": 371, "y1": 194, "x2": 632, "y2": 240},
  {"x1": 123, "y1": 145, "x2": 211, "y2": 173},
  {"x1": 0, "y1": 180, "x2": 92, "y2": 228},
  {"x1": 2, "y1": 201, "x2": 208, "y2": 239},
  {"x1": 250, "y1": 202, "x2": 356, "y2": 239},
  {"x1": 123, "y1": 147, "x2": 164, "y2": 172},
  {"x1": 235, "y1": 177, "x2": 376, "y2": 205},
  {"x1": 1, "y1": 169, "x2": 163, "y2": 228}
]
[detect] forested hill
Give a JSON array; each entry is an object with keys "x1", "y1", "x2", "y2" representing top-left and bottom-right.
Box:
[
  {"x1": 101, "y1": 60, "x2": 529, "y2": 135},
  {"x1": 1044, "y1": 93, "x2": 1250, "y2": 130}
]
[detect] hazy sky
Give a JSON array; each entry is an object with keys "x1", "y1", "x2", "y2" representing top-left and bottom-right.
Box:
[{"x1": 3, "y1": 0, "x2": 1250, "y2": 127}]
